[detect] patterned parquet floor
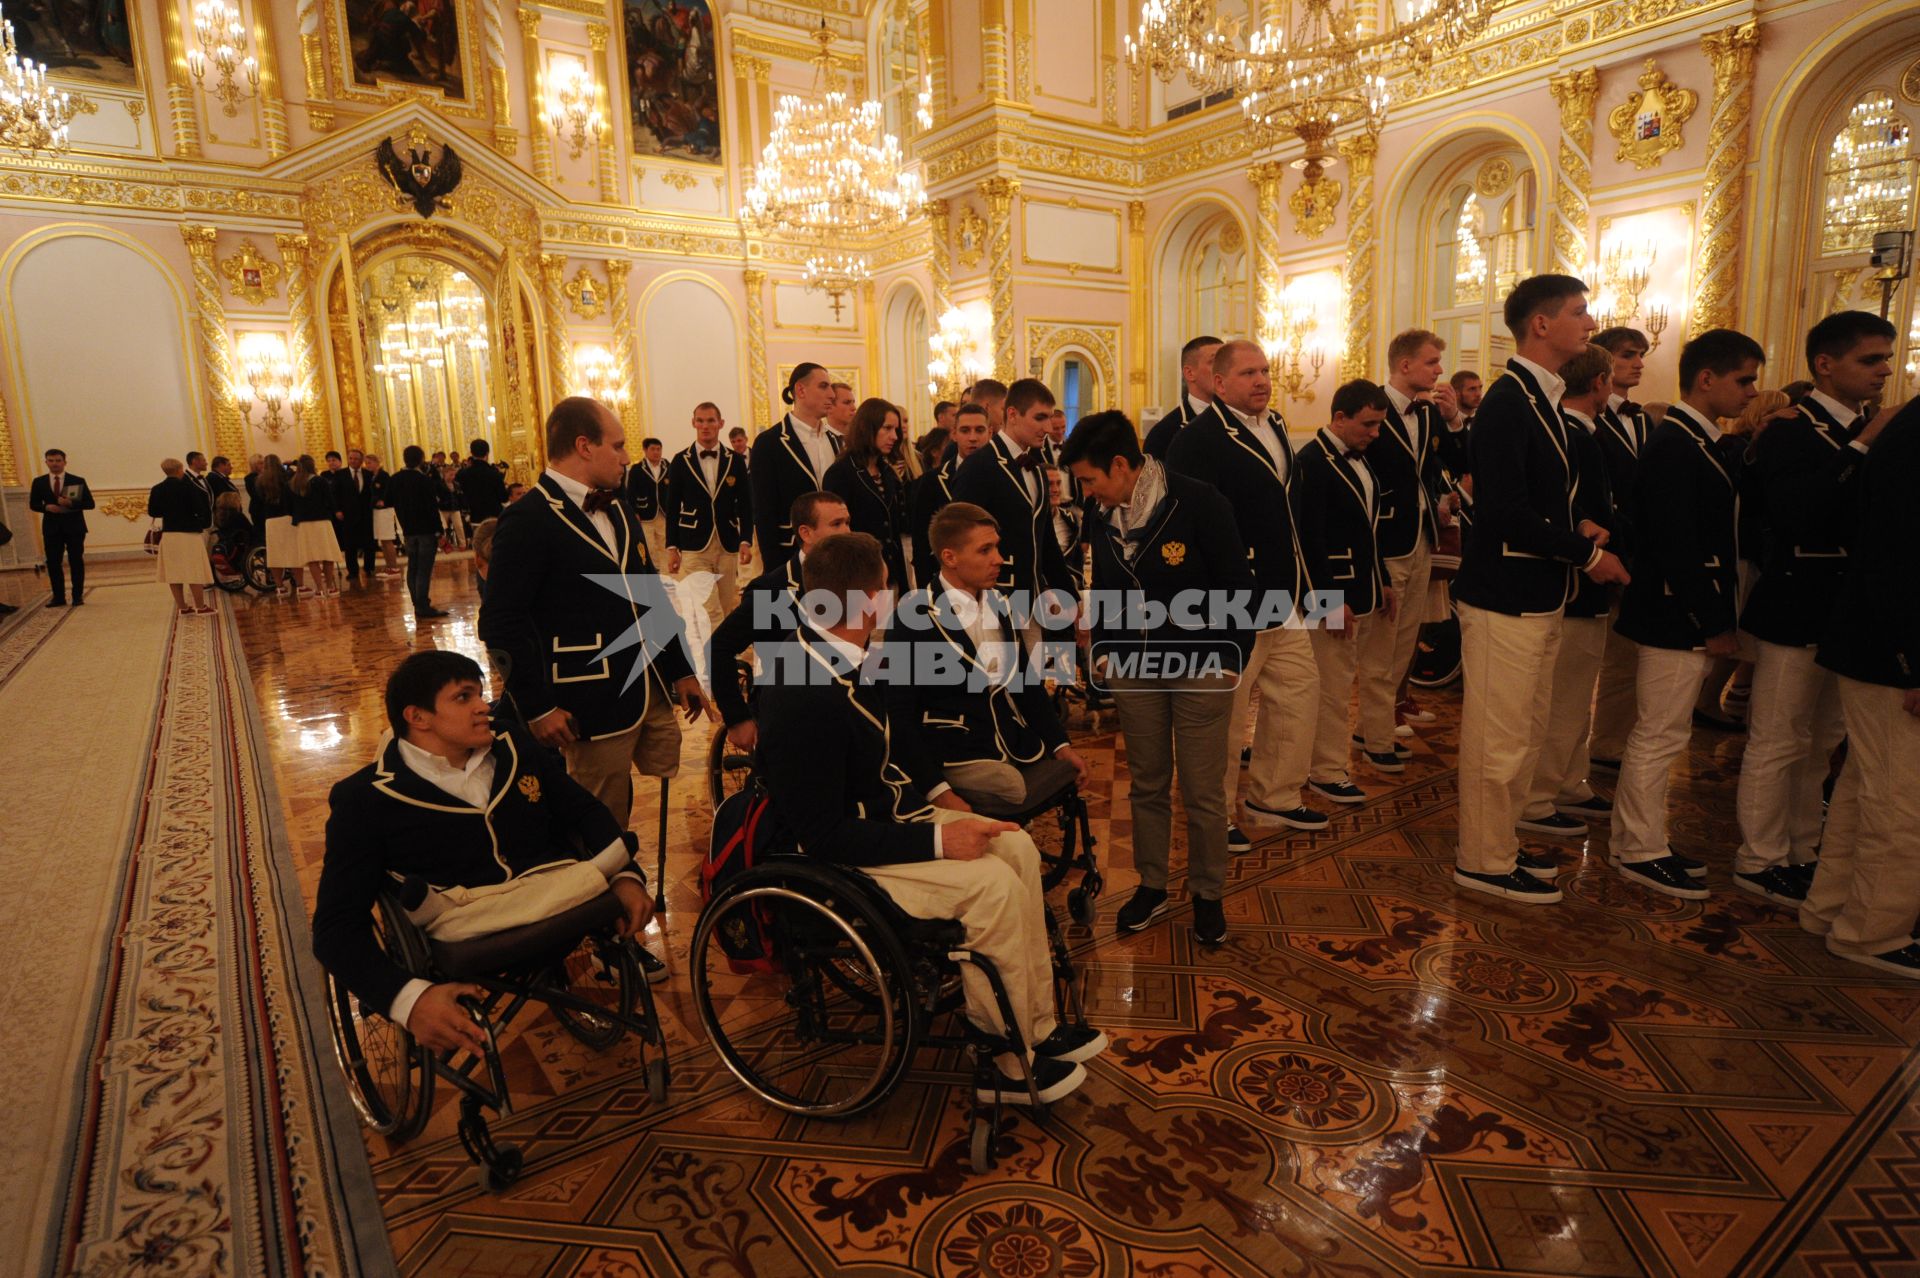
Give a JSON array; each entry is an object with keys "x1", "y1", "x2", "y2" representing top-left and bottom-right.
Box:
[{"x1": 235, "y1": 561, "x2": 1920, "y2": 1278}]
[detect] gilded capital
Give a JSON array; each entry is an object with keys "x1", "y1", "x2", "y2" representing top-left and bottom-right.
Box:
[
  {"x1": 1128, "y1": 200, "x2": 1146, "y2": 232},
  {"x1": 604, "y1": 257, "x2": 632, "y2": 283},
  {"x1": 1337, "y1": 133, "x2": 1377, "y2": 167},
  {"x1": 978, "y1": 175, "x2": 1021, "y2": 210},
  {"x1": 743, "y1": 267, "x2": 765, "y2": 288},
  {"x1": 273, "y1": 231, "x2": 312, "y2": 265},
  {"x1": 1548, "y1": 67, "x2": 1600, "y2": 136},
  {"x1": 587, "y1": 23, "x2": 608, "y2": 52},
  {"x1": 1702, "y1": 19, "x2": 1760, "y2": 83},
  {"x1": 515, "y1": 5, "x2": 540, "y2": 35},
  {"x1": 181, "y1": 224, "x2": 219, "y2": 258},
  {"x1": 1246, "y1": 160, "x2": 1288, "y2": 193},
  {"x1": 538, "y1": 251, "x2": 566, "y2": 281}
]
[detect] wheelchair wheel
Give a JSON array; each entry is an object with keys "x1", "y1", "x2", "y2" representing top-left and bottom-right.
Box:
[
  {"x1": 546, "y1": 934, "x2": 637, "y2": 1050},
  {"x1": 210, "y1": 544, "x2": 248, "y2": 593},
  {"x1": 243, "y1": 544, "x2": 275, "y2": 593},
  {"x1": 1408, "y1": 613, "x2": 1462, "y2": 689},
  {"x1": 326, "y1": 898, "x2": 434, "y2": 1138},
  {"x1": 706, "y1": 727, "x2": 754, "y2": 810},
  {"x1": 692, "y1": 868, "x2": 918, "y2": 1118}
]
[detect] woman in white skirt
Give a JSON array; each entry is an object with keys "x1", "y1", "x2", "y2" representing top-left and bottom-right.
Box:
[
  {"x1": 147, "y1": 459, "x2": 214, "y2": 615},
  {"x1": 365, "y1": 453, "x2": 402, "y2": 576},
  {"x1": 289, "y1": 454, "x2": 343, "y2": 597},
  {"x1": 250, "y1": 452, "x2": 305, "y2": 596}
]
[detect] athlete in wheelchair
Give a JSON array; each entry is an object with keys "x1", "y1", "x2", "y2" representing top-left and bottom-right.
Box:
[
  {"x1": 690, "y1": 533, "x2": 1105, "y2": 1171},
  {"x1": 313, "y1": 650, "x2": 668, "y2": 1191}
]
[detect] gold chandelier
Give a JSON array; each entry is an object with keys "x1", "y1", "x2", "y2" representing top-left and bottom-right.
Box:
[
  {"x1": 0, "y1": 6, "x2": 81, "y2": 154},
  {"x1": 1128, "y1": 0, "x2": 1493, "y2": 168},
  {"x1": 740, "y1": 23, "x2": 926, "y2": 318}
]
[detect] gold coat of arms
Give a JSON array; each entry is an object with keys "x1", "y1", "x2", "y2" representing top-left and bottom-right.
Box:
[
  {"x1": 518, "y1": 775, "x2": 542, "y2": 803},
  {"x1": 1161, "y1": 541, "x2": 1187, "y2": 567},
  {"x1": 1608, "y1": 60, "x2": 1699, "y2": 171}
]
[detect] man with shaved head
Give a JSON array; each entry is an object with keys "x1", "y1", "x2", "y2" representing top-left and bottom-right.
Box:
[{"x1": 1144, "y1": 335, "x2": 1223, "y2": 460}]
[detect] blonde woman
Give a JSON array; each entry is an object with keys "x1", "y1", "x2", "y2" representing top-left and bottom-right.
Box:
[
  {"x1": 289, "y1": 455, "x2": 342, "y2": 597},
  {"x1": 148, "y1": 458, "x2": 214, "y2": 615}
]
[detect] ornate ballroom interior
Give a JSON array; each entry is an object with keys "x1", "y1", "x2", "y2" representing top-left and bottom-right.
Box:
[{"x1": 2, "y1": 0, "x2": 1918, "y2": 1275}]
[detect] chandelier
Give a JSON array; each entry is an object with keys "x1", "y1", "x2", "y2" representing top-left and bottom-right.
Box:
[
  {"x1": 573, "y1": 344, "x2": 630, "y2": 407},
  {"x1": 233, "y1": 332, "x2": 301, "y2": 435},
  {"x1": 1127, "y1": 0, "x2": 1492, "y2": 168},
  {"x1": 740, "y1": 23, "x2": 925, "y2": 318},
  {"x1": 544, "y1": 56, "x2": 604, "y2": 160},
  {"x1": 0, "y1": 7, "x2": 80, "y2": 154}
]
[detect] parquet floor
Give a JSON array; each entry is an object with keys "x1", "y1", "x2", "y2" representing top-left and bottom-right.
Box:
[{"x1": 234, "y1": 559, "x2": 1920, "y2": 1277}]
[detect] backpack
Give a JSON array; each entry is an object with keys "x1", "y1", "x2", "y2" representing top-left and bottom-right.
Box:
[{"x1": 702, "y1": 779, "x2": 791, "y2": 974}]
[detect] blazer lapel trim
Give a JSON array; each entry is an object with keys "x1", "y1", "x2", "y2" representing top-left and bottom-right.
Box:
[
  {"x1": 536, "y1": 475, "x2": 622, "y2": 566},
  {"x1": 1667, "y1": 405, "x2": 1734, "y2": 488},
  {"x1": 1313, "y1": 433, "x2": 1372, "y2": 519},
  {"x1": 779, "y1": 415, "x2": 819, "y2": 483},
  {"x1": 1212, "y1": 405, "x2": 1282, "y2": 481},
  {"x1": 1797, "y1": 401, "x2": 1852, "y2": 451},
  {"x1": 993, "y1": 435, "x2": 1040, "y2": 512},
  {"x1": 679, "y1": 446, "x2": 717, "y2": 497},
  {"x1": 371, "y1": 737, "x2": 484, "y2": 815},
  {"x1": 1505, "y1": 361, "x2": 1570, "y2": 472}
]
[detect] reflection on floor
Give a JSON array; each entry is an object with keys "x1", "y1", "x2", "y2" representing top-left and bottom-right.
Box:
[{"x1": 237, "y1": 560, "x2": 1920, "y2": 1277}]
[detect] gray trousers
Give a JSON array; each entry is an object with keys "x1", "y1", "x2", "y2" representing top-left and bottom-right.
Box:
[
  {"x1": 1110, "y1": 675, "x2": 1234, "y2": 899},
  {"x1": 403, "y1": 533, "x2": 438, "y2": 611}
]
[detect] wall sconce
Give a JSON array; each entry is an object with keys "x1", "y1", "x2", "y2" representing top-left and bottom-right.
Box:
[
  {"x1": 544, "y1": 57, "x2": 604, "y2": 160},
  {"x1": 573, "y1": 343, "x2": 629, "y2": 407},
  {"x1": 1598, "y1": 237, "x2": 1657, "y2": 323},
  {"x1": 233, "y1": 332, "x2": 300, "y2": 435},
  {"x1": 927, "y1": 302, "x2": 991, "y2": 400},
  {"x1": 187, "y1": 1, "x2": 258, "y2": 117},
  {"x1": 1260, "y1": 274, "x2": 1345, "y2": 405}
]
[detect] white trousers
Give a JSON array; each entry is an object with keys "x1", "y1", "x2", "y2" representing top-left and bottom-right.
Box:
[
  {"x1": 1523, "y1": 615, "x2": 1609, "y2": 818},
  {"x1": 863, "y1": 807, "x2": 1058, "y2": 1070},
  {"x1": 1800, "y1": 677, "x2": 1920, "y2": 957},
  {"x1": 1355, "y1": 542, "x2": 1432, "y2": 750},
  {"x1": 1612, "y1": 645, "x2": 1711, "y2": 863},
  {"x1": 1455, "y1": 602, "x2": 1560, "y2": 876},
  {"x1": 1588, "y1": 601, "x2": 1639, "y2": 760},
  {"x1": 679, "y1": 540, "x2": 741, "y2": 631},
  {"x1": 1734, "y1": 640, "x2": 1845, "y2": 874},
  {"x1": 1226, "y1": 623, "x2": 1320, "y2": 815},
  {"x1": 1309, "y1": 623, "x2": 1366, "y2": 784}
]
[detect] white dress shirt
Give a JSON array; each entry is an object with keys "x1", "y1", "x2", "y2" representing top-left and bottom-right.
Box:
[
  {"x1": 1667, "y1": 401, "x2": 1723, "y2": 442},
  {"x1": 544, "y1": 466, "x2": 615, "y2": 549},
  {"x1": 1806, "y1": 388, "x2": 1871, "y2": 454},
  {"x1": 1565, "y1": 406, "x2": 1599, "y2": 435},
  {"x1": 1320, "y1": 428, "x2": 1376, "y2": 510},
  {"x1": 1510, "y1": 354, "x2": 1567, "y2": 411},
  {"x1": 1221, "y1": 401, "x2": 1288, "y2": 480},
  {"x1": 789, "y1": 414, "x2": 839, "y2": 483},
  {"x1": 1604, "y1": 393, "x2": 1641, "y2": 453},
  {"x1": 809, "y1": 623, "x2": 951, "y2": 840},
  {"x1": 695, "y1": 443, "x2": 721, "y2": 490},
  {"x1": 938, "y1": 574, "x2": 1018, "y2": 685},
  {"x1": 996, "y1": 430, "x2": 1041, "y2": 504}
]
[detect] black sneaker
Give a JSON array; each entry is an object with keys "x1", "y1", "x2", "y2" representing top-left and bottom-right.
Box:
[
  {"x1": 1035, "y1": 1022, "x2": 1109, "y2": 1064},
  {"x1": 416, "y1": 606, "x2": 450, "y2": 619},
  {"x1": 1617, "y1": 856, "x2": 1709, "y2": 900},
  {"x1": 1363, "y1": 749, "x2": 1406, "y2": 774},
  {"x1": 1734, "y1": 866, "x2": 1810, "y2": 906},
  {"x1": 1227, "y1": 824, "x2": 1252, "y2": 853},
  {"x1": 1192, "y1": 896, "x2": 1226, "y2": 945},
  {"x1": 1117, "y1": 886, "x2": 1169, "y2": 933},
  {"x1": 1454, "y1": 868, "x2": 1564, "y2": 903},
  {"x1": 636, "y1": 945, "x2": 671, "y2": 985},
  {"x1": 1829, "y1": 941, "x2": 1920, "y2": 979},
  {"x1": 1785, "y1": 862, "x2": 1819, "y2": 890},
  {"x1": 1555, "y1": 795, "x2": 1614, "y2": 820},
  {"x1": 1591, "y1": 757, "x2": 1621, "y2": 774},
  {"x1": 1352, "y1": 734, "x2": 1411, "y2": 759},
  {"x1": 1240, "y1": 745, "x2": 1251, "y2": 767},
  {"x1": 1515, "y1": 849, "x2": 1560, "y2": 879},
  {"x1": 1517, "y1": 812, "x2": 1588, "y2": 837},
  {"x1": 974, "y1": 1055, "x2": 1087, "y2": 1105},
  {"x1": 1669, "y1": 851, "x2": 1708, "y2": 879},
  {"x1": 1310, "y1": 779, "x2": 1367, "y2": 805},
  {"x1": 1245, "y1": 801, "x2": 1330, "y2": 831}
]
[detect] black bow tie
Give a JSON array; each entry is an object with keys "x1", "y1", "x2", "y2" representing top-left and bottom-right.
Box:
[
  {"x1": 582, "y1": 488, "x2": 617, "y2": 514},
  {"x1": 1011, "y1": 451, "x2": 1042, "y2": 471},
  {"x1": 700, "y1": 449, "x2": 718, "y2": 460}
]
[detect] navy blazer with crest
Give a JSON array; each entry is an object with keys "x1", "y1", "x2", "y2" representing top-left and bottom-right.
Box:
[
  {"x1": 1165, "y1": 402, "x2": 1309, "y2": 623},
  {"x1": 950, "y1": 433, "x2": 1073, "y2": 601},
  {"x1": 1741, "y1": 397, "x2": 1868, "y2": 648},
  {"x1": 1452, "y1": 359, "x2": 1598, "y2": 617},
  {"x1": 750, "y1": 414, "x2": 842, "y2": 570},
  {"x1": 1615, "y1": 404, "x2": 1741, "y2": 650},
  {"x1": 312, "y1": 724, "x2": 630, "y2": 1013},
  {"x1": 478, "y1": 472, "x2": 695, "y2": 739},
  {"x1": 663, "y1": 442, "x2": 752, "y2": 553},
  {"x1": 1373, "y1": 392, "x2": 1449, "y2": 558},
  {"x1": 1292, "y1": 430, "x2": 1389, "y2": 619},
  {"x1": 623, "y1": 459, "x2": 669, "y2": 522}
]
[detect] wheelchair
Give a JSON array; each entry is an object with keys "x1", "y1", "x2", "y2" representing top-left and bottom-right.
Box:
[
  {"x1": 324, "y1": 880, "x2": 669, "y2": 1191},
  {"x1": 210, "y1": 525, "x2": 273, "y2": 594}
]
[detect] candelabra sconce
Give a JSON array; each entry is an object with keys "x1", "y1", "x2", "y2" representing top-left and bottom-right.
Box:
[
  {"x1": 926, "y1": 304, "x2": 991, "y2": 401},
  {"x1": 187, "y1": 1, "x2": 259, "y2": 117},
  {"x1": 544, "y1": 57, "x2": 605, "y2": 160},
  {"x1": 573, "y1": 344, "x2": 630, "y2": 408},
  {"x1": 233, "y1": 332, "x2": 300, "y2": 436},
  {"x1": 803, "y1": 249, "x2": 870, "y2": 323},
  {"x1": 1600, "y1": 238, "x2": 1657, "y2": 323},
  {"x1": 1260, "y1": 276, "x2": 1343, "y2": 405},
  {"x1": 1643, "y1": 301, "x2": 1671, "y2": 353}
]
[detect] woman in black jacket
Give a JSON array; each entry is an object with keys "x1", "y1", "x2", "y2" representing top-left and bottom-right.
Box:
[
  {"x1": 824, "y1": 398, "x2": 912, "y2": 591},
  {"x1": 149, "y1": 458, "x2": 214, "y2": 614},
  {"x1": 289, "y1": 454, "x2": 341, "y2": 597}
]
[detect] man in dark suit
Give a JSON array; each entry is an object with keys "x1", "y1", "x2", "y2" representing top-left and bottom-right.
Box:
[
  {"x1": 1587, "y1": 326, "x2": 1656, "y2": 769},
  {"x1": 28, "y1": 448, "x2": 93, "y2": 606},
  {"x1": 909, "y1": 401, "x2": 990, "y2": 585},
  {"x1": 323, "y1": 449, "x2": 373, "y2": 583},
  {"x1": 184, "y1": 451, "x2": 217, "y2": 527},
  {"x1": 1805, "y1": 393, "x2": 1920, "y2": 976},
  {"x1": 207, "y1": 455, "x2": 239, "y2": 501},
  {"x1": 624, "y1": 437, "x2": 670, "y2": 567},
  {"x1": 1142, "y1": 335, "x2": 1222, "y2": 460},
  {"x1": 1735, "y1": 310, "x2": 1897, "y2": 906},
  {"x1": 751, "y1": 362, "x2": 842, "y2": 571},
  {"x1": 313, "y1": 650, "x2": 654, "y2": 1053},
  {"x1": 1451, "y1": 274, "x2": 1629, "y2": 905},
  {"x1": 479, "y1": 397, "x2": 706, "y2": 831},
  {"x1": 388, "y1": 445, "x2": 448, "y2": 619},
  {"x1": 1167, "y1": 339, "x2": 1326, "y2": 842},
  {"x1": 756, "y1": 532, "x2": 1103, "y2": 1103},
  {"x1": 459, "y1": 438, "x2": 509, "y2": 524},
  {"x1": 663, "y1": 403, "x2": 753, "y2": 631},
  {"x1": 950, "y1": 378, "x2": 1073, "y2": 609},
  {"x1": 1065, "y1": 411, "x2": 1253, "y2": 946},
  {"x1": 1613, "y1": 328, "x2": 1764, "y2": 901}
]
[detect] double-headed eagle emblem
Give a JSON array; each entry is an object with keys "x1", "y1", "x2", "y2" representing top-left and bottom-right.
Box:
[{"x1": 376, "y1": 136, "x2": 464, "y2": 218}]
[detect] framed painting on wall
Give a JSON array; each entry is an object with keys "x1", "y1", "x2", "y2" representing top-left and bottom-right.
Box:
[
  {"x1": 346, "y1": 0, "x2": 467, "y2": 100},
  {"x1": 622, "y1": 0, "x2": 721, "y2": 163},
  {"x1": 12, "y1": 0, "x2": 139, "y2": 88}
]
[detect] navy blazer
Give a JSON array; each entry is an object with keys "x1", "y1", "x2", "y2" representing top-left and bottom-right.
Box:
[
  {"x1": 1292, "y1": 431, "x2": 1388, "y2": 619},
  {"x1": 824, "y1": 454, "x2": 910, "y2": 589},
  {"x1": 663, "y1": 444, "x2": 752, "y2": 553},
  {"x1": 623, "y1": 460, "x2": 668, "y2": 522},
  {"x1": 708, "y1": 557, "x2": 804, "y2": 727},
  {"x1": 1142, "y1": 389, "x2": 1206, "y2": 460},
  {"x1": 1563, "y1": 413, "x2": 1617, "y2": 619},
  {"x1": 1373, "y1": 393, "x2": 1448, "y2": 558},
  {"x1": 750, "y1": 415, "x2": 841, "y2": 570},
  {"x1": 1165, "y1": 402, "x2": 1308, "y2": 622},
  {"x1": 908, "y1": 453, "x2": 958, "y2": 587},
  {"x1": 950, "y1": 433, "x2": 1073, "y2": 602},
  {"x1": 1741, "y1": 398, "x2": 1866, "y2": 648},
  {"x1": 1593, "y1": 399, "x2": 1650, "y2": 560},
  {"x1": 1615, "y1": 405, "x2": 1741, "y2": 650},
  {"x1": 30, "y1": 472, "x2": 94, "y2": 533},
  {"x1": 1819, "y1": 395, "x2": 1920, "y2": 688}
]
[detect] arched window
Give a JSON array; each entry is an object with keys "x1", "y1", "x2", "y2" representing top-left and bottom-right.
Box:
[
  {"x1": 876, "y1": 0, "x2": 925, "y2": 145},
  {"x1": 1821, "y1": 91, "x2": 1914, "y2": 257},
  {"x1": 1183, "y1": 213, "x2": 1250, "y2": 344},
  {"x1": 1422, "y1": 154, "x2": 1532, "y2": 375}
]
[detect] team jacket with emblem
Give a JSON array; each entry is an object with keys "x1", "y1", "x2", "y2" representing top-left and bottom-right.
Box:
[
  {"x1": 1291, "y1": 431, "x2": 1389, "y2": 619},
  {"x1": 1373, "y1": 394, "x2": 1449, "y2": 558},
  {"x1": 750, "y1": 415, "x2": 842, "y2": 570},
  {"x1": 312, "y1": 726, "x2": 632, "y2": 1011},
  {"x1": 1615, "y1": 404, "x2": 1741, "y2": 650},
  {"x1": 479, "y1": 473, "x2": 695, "y2": 738},
  {"x1": 1740, "y1": 398, "x2": 1867, "y2": 647},
  {"x1": 1819, "y1": 396, "x2": 1920, "y2": 689},
  {"x1": 950, "y1": 434, "x2": 1074, "y2": 600},
  {"x1": 623, "y1": 460, "x2": 668, "y2": 522},
  {"x1": 1165, "y1": 402, "x2": 1309, "y2": 619},
  {"x1": 663, "y1": 443, "x2": 752, "y2": 553}
]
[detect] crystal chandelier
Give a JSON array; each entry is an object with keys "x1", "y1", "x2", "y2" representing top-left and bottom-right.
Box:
[
  {"x1": 573, "y1": 344, "x2": 630, "y2": 407},
  {"x1": 0, "y1": 8, "x2": 80, "y2": 153},
  {"x1": 741, "y1": 23, "x2": 925, "y2": 317}
]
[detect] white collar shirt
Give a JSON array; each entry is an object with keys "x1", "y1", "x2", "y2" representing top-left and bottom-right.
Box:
[
  {"x1": 693, "y1": 443, "x2": 721, "y2": 491},
  {"x1": 1221, "y1": 400, "x2": 1288, "y2": 479},
  {"x1": 1511, "y1": 355, "x2": 1567, "y2": 411},
  {"x1": 996, "y1": 430, "x2": 1039, "y2": 503},
  {"x1": 1381, "y1": 384, "x2": 1431, "y2": 514},
  {"x1": 1565, "y1": 406, "x2": 1599, "y2": 434},
  {"x1": 544, "y1": 467, "x2": 616, "y2": 549},
  {"x1": 1667, "y1": 402, "x2": 1724, "y2": 442},
  {"x1": 939, "y1": 574, "x2": 1018, "y2": 685},
  {"x1": 1807, "y1": 388, "x2": 1861, "y2": 433},
  {"x1": 790, "y1": 415, "x2": 839, "y2": 482},
  {"x1": 396, "y1": 736, "x2": 496, "y2": 809}
]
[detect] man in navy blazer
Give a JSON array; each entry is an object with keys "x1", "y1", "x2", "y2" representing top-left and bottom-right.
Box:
[{"x1": 663, "y1": 402, "x2": 753, "y2": 631}]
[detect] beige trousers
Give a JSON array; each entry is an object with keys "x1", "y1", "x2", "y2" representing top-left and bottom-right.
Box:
[
  {"x1": 1356, "y1": 541, "x2": 1432, "y2": 750},
  {"x1": 1735, "y1": 639, "x2": 1846, "y2": 874},
  {"x1": 1611, "y1": 645, "x2": 1711, "y2": 863},
  {"x1": 946, "y1": 759, "x2": 1029, "y2": 806},
  {"x1": 1308, "y1": 624, "x2": 1366, "y2": 783},
  {"x1": 861, "y1": 806, "x2": 1058, "y2": 1069},
  {"x1": 680, "y1": 540, "x2": 741, "y2": 631},
  {"x1": 1226, "y1": 623, "x2": 1319, "y2": 816},
  {"x1": 1455, "y1": 602, "x2": 1561, "y2": 876},
  {"x1": 1801, "y1": 677, "x2": 1920, "y2": 957},
  {"x1": 1110, "y1": 676, "x2": 1234, "y2": 899},
  {"x1": 562, "y1": 682, "x2": 683, "y2": 829},
  {"x1": 1522, "y1": 614, "x2": 1609, "y2": 818},
  {"x1": 638, "y1": 515, "x2": 668, "y2": 570},
  {"x1": 1588, "y1": 600, "x2": 1638, "y2": 759}
]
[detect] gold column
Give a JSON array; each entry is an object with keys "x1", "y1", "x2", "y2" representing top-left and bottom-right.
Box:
[
  {"x1": 274, "y1": 233, "x2": 330, "y2": 457},
  {"x1": 538, "y1": 251, "x2": 571, "y2": 403},
  {"x1": 1547, "y1": 68, "x2": 1599, "y2": 278},
  {"x1": 0, "y1": 372, "x2": 18, "y2": 485},
  {"x1": 979, "y1": 175, "x2": 1020, "y2": 380},
  {"x1": 253, "y1": 4, "x2": 291, "y2": 158},
  {"x1": 1693, "y1": 20, "x2": 1761, "y2": 336},
  {"x1": 861, "y1": 278, "x2": 883, "y2": 402},
  {"x1": 606, "y1": 258, "x2": 639, "y2": 432},
  {"x1": 589, "y1": 23, "x2": 619, "y2": 202},
  {"x1": 732, "y1": 54, "x2": 765, "y2": 176},
  {"x1": 333, "y1": 233, "x2": 374, "y2": 455},
  {"x1": 1248, "y1": 160, "x2": 1287, "y2": 355},
  {"x1": 182, "y1": 226, "x2": 246, "y2": 460},
  {"x1": 743, "y1": 268, "x2": 770, "y2": 429},
  {"x1": 484, "y1": 0, "x2": 516, "y2": 155},
  {"x1": 1127, "y1": 199, "x2": 1148, "y2": 419},
  {"x1": 498, "y1": 244, "x2": 540, "y2": 468},
  {"x1": 982, "y1": 23, "x2": 1009, "y2": 102},
  {"x1": 162, "y1": 2, "x2": 203, "y2": 158},
  {"x1": 926, "y1": 198, "x2": 951, "y2": 316},
  {"x1": 1338, "y1": 133, "x2": 1378, "y2": 381},
  {"x1": 518, "y1": 6, "x2": 555, "y2": 184}
]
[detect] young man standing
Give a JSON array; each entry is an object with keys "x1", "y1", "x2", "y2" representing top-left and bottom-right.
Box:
[
  {"x1": 29, "y1": 448, "x2": 93, "y2": 606},
  {"x1": 624, "y1": 437, "x2": 671, "y2": 569},
  {"x1": 663, "y1": 402, "x2": 754, "y2": 629},
  {"x1": 950, "y1": 379, "x2": 1073, "y2": 605},
  {"x1": 911, "y1": 401, "x2": 992, "y2": 586},
  {"x1": 1143, "y1": 335, "x2": 1223, "y2": 460},
  {"x1": 387, "y1": 445, "x2": 448, "y2": 619},
  {"x1": 1587, "y1": 326, "x2": 1656, "y2": 770}
]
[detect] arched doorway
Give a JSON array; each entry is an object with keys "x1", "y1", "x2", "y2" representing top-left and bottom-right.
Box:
[
  {"x1": 1152, "y1": 199, "x2": 1251, "y2": 407},
  {"x1": 881, "y1": 281, "x2": 930, "y2": 430}
]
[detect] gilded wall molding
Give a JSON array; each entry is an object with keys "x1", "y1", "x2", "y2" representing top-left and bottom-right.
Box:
[
  {"x1": 0, "y1": 361, "x2": 17, "y2": 485},
  {"x1": 181, "y1": 225, "x2": 247, "y2": 462},
  {"x1": 254, "y1": 5, "x2": 293, "y2": 159},
  {"x1": 589, "y1": 23, "x2": 620, "y2": 202},
  {"x1": 483, "y1": 0, "x2": 515, "y2": 155},
  {"x1": 1127, "y1": 201, "x2": 1147, "y2": 415},
  {"x1": 538, "y1": 251, "x2": 572, "y2": 400},
  {"x1": 605, "y1": 258, "x2": 640, "y2": 433},
  {"x1": 1606, "y1": 59, "x2": 1699, "y2": 170},
  {"x1": 1338, "y1": 134, "x2": 1377, "y2": 383},
  {"x1": 274, "y1": 233, "x2": 332, "y2": 459},
  {"x1": 926, "y1": 199, "x2": 951, "y2": 320},
  {"x1": 1025, "y1": 321, "x2": 1119, "y2": 408},
  {"x1": 1692, "y1": 19, "x2": 1759, "y2": 336},
  {"x1": 1248, "y1": 161, "x2": 1287, "y2": 346},
  {"x1": 979, "y1": 175, "x2": 1021, "y2": 380},
  {"x1": 518, "y1": 6, "x2": 556, "y2": 183},
  {"x1": 743, "y1": 268, "x2": 771, "y2": 429},
  {"x1": 162, "y1": 3, "x2": 204, "y2": 159},
  {"x1": 1548, "y1": 68, "x2": 1599, "y2": 277}
]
